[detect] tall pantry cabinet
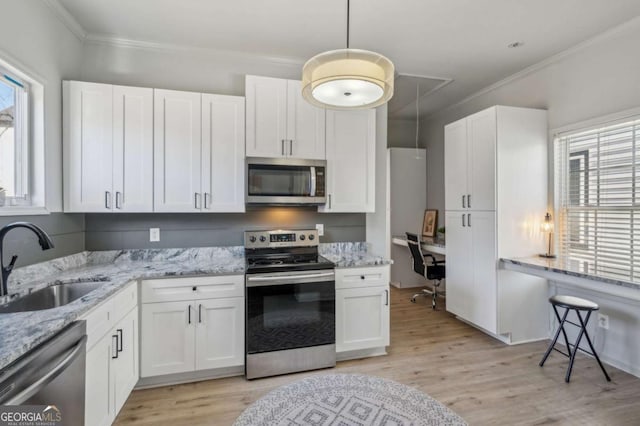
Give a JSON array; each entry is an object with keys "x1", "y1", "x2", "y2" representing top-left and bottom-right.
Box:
[{"x1": 444, "y1": 105, "x2": 550, "y2": 344}]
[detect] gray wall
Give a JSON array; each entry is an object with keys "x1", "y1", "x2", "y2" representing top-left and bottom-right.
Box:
[
  {"x1": 85, "y1": 209, "x2": 364, "y2": 250},
  {"x1": 387, "y1": 118, "x2": 421, "y2": 148},
  {"x1": 421, "y1": 19, "x2": 640, "y2": 215},
  {"x1": 0, "y1": 214, "x2": 84, "y2": 268}
]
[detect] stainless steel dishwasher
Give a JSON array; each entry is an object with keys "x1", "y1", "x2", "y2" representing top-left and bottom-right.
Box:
[{"x1": 0, "y1": 321, "x2": 87, "y2": 424}]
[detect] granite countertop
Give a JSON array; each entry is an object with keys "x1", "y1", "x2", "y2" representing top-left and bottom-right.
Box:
[
  {"x1": 0, "y1": 243, "x2": 391, "y2": 371},
  {"x1": 500, "y1": 256, "x2": 640, "y2": 291}
]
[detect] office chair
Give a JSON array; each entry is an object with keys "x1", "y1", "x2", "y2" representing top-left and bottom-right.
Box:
[{"x1": 406, "y1": 232, "x2": 446, "y2": 309}]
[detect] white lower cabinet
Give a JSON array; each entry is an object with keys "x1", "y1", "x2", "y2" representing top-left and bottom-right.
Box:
[
  {"x1": 140, "y1": 275, "x2": 245, "y2": 378},
  {"x1": 83, "y1": 282, "x2": 139, "y2": 426},
  {"x1": 335, "y1": 266, "x2": 390, "y2": 354}
]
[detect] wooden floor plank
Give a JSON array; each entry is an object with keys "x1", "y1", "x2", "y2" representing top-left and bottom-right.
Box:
[{"x1": 115, "y1": 287, "x2": 640, "y2": 425}]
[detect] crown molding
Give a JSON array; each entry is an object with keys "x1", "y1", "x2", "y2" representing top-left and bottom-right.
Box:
[
  {"x1": 427, "y1": 15, "x2": 640, "y2": 120},
  {"x1": 42, "y1": 0, "x2": 87, "y2": 41},
  {"x1": 84, "y1": 33, "x2": 306, "y2": 67}
]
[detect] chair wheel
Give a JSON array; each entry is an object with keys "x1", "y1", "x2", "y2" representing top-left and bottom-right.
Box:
[{"x1": 410, "y1": 298, "x2": 416, "y2": 303}]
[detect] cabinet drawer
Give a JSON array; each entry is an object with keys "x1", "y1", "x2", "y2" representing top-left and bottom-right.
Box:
[
  {"x1": 335, "y1": 266, "x2": 390, "y2": 290},
  {"x1": 141, "y1": 275, "x2": 244, "y2": 303},
  {"x1": 82, "y1": 281, "x2": 137, "y2": 350},
  {"x1": 112, "y1": 282, "x2": 138, "y2": 322}
]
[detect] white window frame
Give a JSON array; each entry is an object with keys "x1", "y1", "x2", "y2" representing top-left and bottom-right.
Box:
[
  {"x1": 553, "y1": 107, "x2": 640, "y2": 284},
  {"x1": 0, "y1": 53, "x2": 46, "y2": 216},
  {"x1": 0, "y1": 68, "x2": 30, "y2": 206}
]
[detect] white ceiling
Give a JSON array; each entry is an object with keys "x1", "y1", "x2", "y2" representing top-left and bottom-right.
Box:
[{"x1": 57, "y1": 0, "x2": 640, "y2": 118}]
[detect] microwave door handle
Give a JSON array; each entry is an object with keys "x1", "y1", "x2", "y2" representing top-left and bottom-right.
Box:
[{"x1": 309, "y1": 166, "x2": 316, "y2": 197}]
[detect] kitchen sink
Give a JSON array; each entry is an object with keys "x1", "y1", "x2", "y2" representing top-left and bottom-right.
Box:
[{"x1": 0, "y1": 282, "x2": 104, "y2": 314}]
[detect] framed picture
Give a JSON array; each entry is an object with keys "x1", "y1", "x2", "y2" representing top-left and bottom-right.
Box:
[{"x1": 422, "y1": 210, "x2": 438, "y2": 237}]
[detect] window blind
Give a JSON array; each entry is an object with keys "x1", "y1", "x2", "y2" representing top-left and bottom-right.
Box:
[{"x1": 555, "y1": 116, "x2": 640, "y2": 283}]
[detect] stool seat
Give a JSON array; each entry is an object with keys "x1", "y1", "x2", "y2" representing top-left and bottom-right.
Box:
[{"x1": 550, "y1": 295, "x2": 599, "y2": 311}]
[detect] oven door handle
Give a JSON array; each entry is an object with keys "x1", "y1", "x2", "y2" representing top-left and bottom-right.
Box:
[
  {"x1": 247, "y1": 272, "x2": 335, "y2": 286},
  {"x1": 309, "y1": 166, "x2": 316, "y2": 197}
]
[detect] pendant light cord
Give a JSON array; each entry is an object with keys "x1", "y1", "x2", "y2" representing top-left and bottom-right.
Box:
[
  {"x1": 415, "y1": 82, "x2": 421, "y2": 159},
  {"x1": 346, "y1": 0, "x2": 350, "y2": 49}
]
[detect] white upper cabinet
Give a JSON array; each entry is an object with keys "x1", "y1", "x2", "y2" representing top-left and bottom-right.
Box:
[
  {"x1": 153, "y1": 89, "x2": 202, "y2": 212},
  {"x1": 113, "y1": 85, "x2": 154, "y2": 212},
  {"x1": 245, "y1": 75, "x2": 325, "y2": 159},
  {"x1": 286, "y1": 80, "x2": 325, "y2": 159},
  {"x1": 444, "y1": 108, "x2": 496, "y2": 211},
  {"x1": 201, "y1": 94, "x2": 245, "y2": 212},
  {"x1": 64, "y1": 81, "x2": 154, "y2": 213},
  {"x1": 320, "y1": 109, "x2": 376, "y2": 213},
  {"x1": 64, "y1": 81, "x2": 114, "y2": 212}
]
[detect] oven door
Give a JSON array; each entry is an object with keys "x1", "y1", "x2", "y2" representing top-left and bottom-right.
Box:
[
  {"x1": 246, "y1": 270, "x2": 335, "y2": 355},
  {"x1": 246, "y1": 157, "x2": 326, "y2": 205}
]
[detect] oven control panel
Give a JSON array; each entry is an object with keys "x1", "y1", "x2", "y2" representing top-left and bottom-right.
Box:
[{"x1": 244, "y1": 229, "x2": 319, "y2": 249}]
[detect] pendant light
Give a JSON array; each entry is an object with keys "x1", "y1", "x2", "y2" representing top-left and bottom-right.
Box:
[{"x1": 301, "y1": 0, "x2": 395, "y2": 110}]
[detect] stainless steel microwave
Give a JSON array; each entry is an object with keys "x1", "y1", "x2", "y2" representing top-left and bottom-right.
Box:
[{"x1": 246, "y1": 157, "x2": 327, "y2": 205}]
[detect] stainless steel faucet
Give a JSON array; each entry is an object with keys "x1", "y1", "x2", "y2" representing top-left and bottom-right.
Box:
[{"x1": 0, "y1": 222, "x2": 55, "y2": 297}]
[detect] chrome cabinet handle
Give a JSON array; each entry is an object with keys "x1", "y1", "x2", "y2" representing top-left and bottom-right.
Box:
[
  {"x1": 116, "y1": 329, "x2": 123, "y2": 353},
  {"x1": 281, "y1": 139, "x2": 285, "y2": 156},
  {"x1": 198, "y1": 304, "x2": 202, "y2": 323},
  {"x1": 194, "y1": 193, "x2": 202, "y2": 209},
  {"x1": 462, "y1": 195, "x2": 465, "y2": 209},
  {"x1": 328, "y1": 194, "x2": 332, "y2": 209},
  {"x1": 115, "y1": 192, "x2": 122, "y2": 209},
  {"x1": 462, "y1": 214, "x2": 466, "y2": 227},
  {"x1": 467, "y1": 194, "x2": 471, "y2": 209},
  {"x1": 188, "y1": 305, "x2": 192, "y2": 324},
  {"x1": 105, "y1": 191, "x2": 112, "y2": 209},
  {"x1": 385, "y1": 289, "x2": 389, "y2": 306},
  {"x1": 204, "y1": 193, "x2": 210, "y2": 209},
  {"x1": 289, "y1": 139, "x2": 293, "y2": 156},
  {"x1": 468, "y1": 213, "x2": 471, "y2": 227}
]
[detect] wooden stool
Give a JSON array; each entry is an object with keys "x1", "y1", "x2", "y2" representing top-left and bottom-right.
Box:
[{"x1": 539, "y1": 295, "x2": 611, "y2": 382}]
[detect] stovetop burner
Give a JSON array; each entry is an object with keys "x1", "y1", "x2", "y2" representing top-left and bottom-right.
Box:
[{"x1": 244, "y1": 229, "x2": 335, "y2": 274}]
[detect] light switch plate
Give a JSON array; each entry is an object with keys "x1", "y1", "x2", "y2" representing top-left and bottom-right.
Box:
[
  {"x1": 316, "y1": 224, "x2": 324, "y2": 236},
  {"x1": 149, "y1": 228, "x2": 160, "y2": 242}
]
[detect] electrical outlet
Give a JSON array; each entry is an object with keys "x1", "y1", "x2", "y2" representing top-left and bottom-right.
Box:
[
  {"x1": 597, "y1": 313, "x2": 609, "y2": 330},
  {"x1": 149, "y1": 228, "x2": 160, "y2": 242},
  {"x1": 316, "y1": 224, "x2": 324, "y2": 236}
]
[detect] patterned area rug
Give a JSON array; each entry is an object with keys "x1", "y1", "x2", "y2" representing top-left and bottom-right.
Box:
[{"x1": 234, "y1": 374, "x2": 467, "y2": 426}]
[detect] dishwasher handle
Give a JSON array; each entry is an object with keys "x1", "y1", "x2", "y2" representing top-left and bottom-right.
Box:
[{"x1": 5, "y1": 335, "x2": 87, "y2": 405}]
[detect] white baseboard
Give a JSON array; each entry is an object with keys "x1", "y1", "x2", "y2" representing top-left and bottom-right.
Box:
[
  {"x1": 337, "y1": 347, "x2": 387, "y2": 362},
  {"x1": 135, "y1": 365, "x2": 244, "y2": 389}
]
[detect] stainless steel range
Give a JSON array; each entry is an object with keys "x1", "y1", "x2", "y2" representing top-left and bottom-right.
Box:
[{"x1": 244, "y1": 229, "x2": 336, "y2": 380}]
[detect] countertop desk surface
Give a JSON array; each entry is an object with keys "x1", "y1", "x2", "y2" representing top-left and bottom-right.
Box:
[{"x1": 392, "y1": 236, "x2": 446, "y2": 255}]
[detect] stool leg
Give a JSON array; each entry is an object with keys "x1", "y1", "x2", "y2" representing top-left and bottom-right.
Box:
[
  {"x1": 566, "y1": 309, "x2": 590, "y2": 383},
  {"x1": 432, "y1": 282, "x2": 437, "y2": 310},
  {"x1": 540, "y1": 306, "x2": 570, "y2": 367},
  {"x1": 578, "y1": 310, "x2": 612, "y2": 382}
]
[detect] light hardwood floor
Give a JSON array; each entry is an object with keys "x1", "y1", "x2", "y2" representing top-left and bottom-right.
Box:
[{"x1": 115, "y1": 287, "x2": 640, "y2": 425}]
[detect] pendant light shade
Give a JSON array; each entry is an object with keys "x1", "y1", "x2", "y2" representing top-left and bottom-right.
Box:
[{"x1": 302, "y1": 48, "x2": 394, "y2": 110}]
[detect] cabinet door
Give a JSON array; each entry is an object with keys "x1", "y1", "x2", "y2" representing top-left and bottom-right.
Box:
[
  {"x1": 469, "y1": 211, "x2": 497, "y2": 333},
  {"x1": 245, "y1": 75, "x2": 287, "y2": 158},
  {"x1": 444, "y1": 211, "x2": 473, "y2": 320},
  {"x1": 321, "y1": 109, "x2": 376, "y2": 213},
  {"x1": 286, "y1": 80, "x2": 325, "y2": 159},
  {"x1": 195, "y1": 297, "x2": 244, "y2": 370},
  {"x1": 201, "y1": 94, "x2": 245, "y2": 212},
  {"x1": 64, "y1": 81, "x2": 113, "y2": 212},
  {"x1": 113, "y1": 85, "x2": 153, "y2": 212},
  {"x1": 444, "y1": 118, "x2": 468, "y2": 211},
  {"x1": 112, "y1": 307, "x2": 139, "y2": 415},
  {"x1": 467, "y1": 108, "x2": 496, "y2": 211},
  {"x1": 336, "y1": 285, "x2": 390, "y2": 353},
  {"x1": 85, "y1": 332, "x2": 114, "y2": 426},
  {"x1": 153, "y1": 89, "x2": 202, "y2": 212},
  {"x1": 140, "y1": 301, "x2": 195, "y2": 377}
]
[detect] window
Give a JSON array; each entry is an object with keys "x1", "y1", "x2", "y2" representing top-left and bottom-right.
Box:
[
  {"x1": 555, "y1": 115, "x2": 640, "y2": 282},
  {"x1": 0, "y1": 67, "x2": 30, "y2": 206}
]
